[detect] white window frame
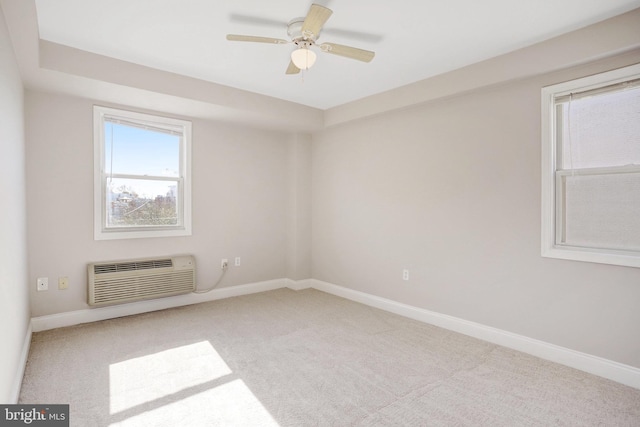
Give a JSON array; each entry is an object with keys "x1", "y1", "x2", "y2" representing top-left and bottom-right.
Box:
[
  {"x1": 541, "y1": 63, "x2": 640, "y2": 268},
  {"x1": 93, "y1": 106, "x2": 192, "y2": 240}
]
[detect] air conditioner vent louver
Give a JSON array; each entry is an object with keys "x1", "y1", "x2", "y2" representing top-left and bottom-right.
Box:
[
  {"x1": 88, "y1": 255, "x2": 195, "y2": 307},
  {"x1": 93, "y1": 258, "x2": 173, "y2": 274}
]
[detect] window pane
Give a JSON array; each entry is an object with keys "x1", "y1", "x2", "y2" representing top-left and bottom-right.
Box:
[
  {"x1": 104, "y1": 122, "x2": 180, "y2": 177},
  {"x1": 559, "y1": 86, "x2": 640, "y2": 170},
  {"x1": 106, "y1": 178, "x2": 179, "y2": 228},
  {"x1": 561, "y1": 172, "x2": 640, "y2": 251}
]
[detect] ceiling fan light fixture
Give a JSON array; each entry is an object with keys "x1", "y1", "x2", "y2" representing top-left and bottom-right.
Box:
[{"x1": 291, "y1": 47, "x2": 317, "y2": 70}]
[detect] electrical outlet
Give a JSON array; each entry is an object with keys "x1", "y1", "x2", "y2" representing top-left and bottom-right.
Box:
[
  {"x1": 58, "y1": 276, "x2": 69, "y2": 290},
  {"x1": 403, "y1": 269, "x2": 409, "y2": 281},
  {"x1": 37, "y1": 277, "x2": 49, "y2": 291},
  {"x1": 235, "y1": 257, "x2": 241, "y2": 266},
  {"x1": 221, "y1": 259, "x2": 228, "y2": 270}
]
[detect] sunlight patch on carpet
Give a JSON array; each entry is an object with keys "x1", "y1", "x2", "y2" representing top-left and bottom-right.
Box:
[
  {"x1": 109, "y1": 341, "x2": 232, "y2": 414},
  {"x1": 108, "y1": 379, "x2": 279, "y2": 426}
]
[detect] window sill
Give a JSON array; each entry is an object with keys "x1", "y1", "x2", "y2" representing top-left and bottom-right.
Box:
[
  {"x1": 94, "y1": 226, "x2": 191, "y2": 241},
  {"x1": 542, "y1": 245, "x2": 640, "y2": 269}
]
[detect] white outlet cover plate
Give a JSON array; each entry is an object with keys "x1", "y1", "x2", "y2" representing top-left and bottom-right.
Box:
[{"x1": 37, "y1": 277, "x2": 49, "y2": 291}]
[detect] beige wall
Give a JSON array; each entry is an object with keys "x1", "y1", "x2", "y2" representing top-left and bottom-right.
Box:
[
  {"x1": 0, "y1": 5, "x2": 30, "y2": 402},
  {"x1": 25, "y1": 91, "x2": 293, "y2": 317},
  {"x1": 312, "y1": 50, "x2": 640, "y2": 369},
  {"x1": 286, "y1": 133, "x2": 312, "y2": 281}
]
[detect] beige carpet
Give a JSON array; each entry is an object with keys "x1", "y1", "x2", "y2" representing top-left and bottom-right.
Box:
[{"x1": 20, "y1": 288, "x2": 640, "y2": 426}]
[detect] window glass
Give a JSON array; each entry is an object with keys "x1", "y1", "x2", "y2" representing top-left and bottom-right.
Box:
[
  {"x1": 563, "y1": 172, "x2": 640, "y2": 252},
  {"x1": 105, "y1": 122, "x2": 180, "y2": 177},
  {"x1": 106, "y1": 178, "x2": 179, "y2": 228},
  {"x1": 559, "y1": 87, "x2": 640, "y2": 170}
]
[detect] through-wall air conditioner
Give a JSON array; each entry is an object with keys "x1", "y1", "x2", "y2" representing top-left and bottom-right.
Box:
[{"x1": 88, "y1": 255, "x2": 195, "y2": 307}]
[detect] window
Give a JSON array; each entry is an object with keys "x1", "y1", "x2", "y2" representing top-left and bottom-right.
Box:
[
  {"x1": 94, "y1": 106, "x2": 192, "y2": 240},
  {"x1": 541, "y1": 63, "x2": 640, "y2": 268}
]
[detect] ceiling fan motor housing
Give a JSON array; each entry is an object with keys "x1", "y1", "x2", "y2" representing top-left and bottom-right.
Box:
[{"x1": 287, "y1": 17, "x2": 318, "y2": 44}]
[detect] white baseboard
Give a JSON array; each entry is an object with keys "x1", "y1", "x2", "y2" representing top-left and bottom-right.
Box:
[
  {"x1": 11, "y1": 322, "x2": 32, "y2": 403},
  {"x1": 31, "y1": 278, "x2": 288, "y2": 332},
  {"x1": 284, "y1": 278, "x2": 314, "y2": 291},
  {"x1": 311, "y1": 279, "x2": 640, "y2": 390}
]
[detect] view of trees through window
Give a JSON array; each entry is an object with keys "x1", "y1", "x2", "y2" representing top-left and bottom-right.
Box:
[{"x1": 107, "y1": 180, "x2": 178, "y2": 227}]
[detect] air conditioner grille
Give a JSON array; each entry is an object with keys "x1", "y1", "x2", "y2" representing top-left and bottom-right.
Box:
[
  {"x1": 93, "y1": 258, "x2": 173, "y2": 274},
  {"x1": 92, "y1": 270, "x2": 195, "y2": 304}
]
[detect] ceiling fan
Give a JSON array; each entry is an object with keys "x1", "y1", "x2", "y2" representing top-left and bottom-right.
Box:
[{"x1": 226, "y1": 4, "x2": 375, "y2": 74}]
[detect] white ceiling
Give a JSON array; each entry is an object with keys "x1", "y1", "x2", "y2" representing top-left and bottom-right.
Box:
[{"x1": 28, "y1": 0, "x2": 640, "y2": 110}]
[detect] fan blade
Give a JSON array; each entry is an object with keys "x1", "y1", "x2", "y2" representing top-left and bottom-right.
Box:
[
  {"x1": 301, "y1": 4, "x2": 332, "y2": 39},
  {"x1": 286, "y1": 61, "x2": 300, "y2": 75},
  {"x1": 226, "y1": 34, "x2": 289, "y2": 44},
  {"x1": 320, "y1": 43, "x2": 375, "y2": 62}
]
